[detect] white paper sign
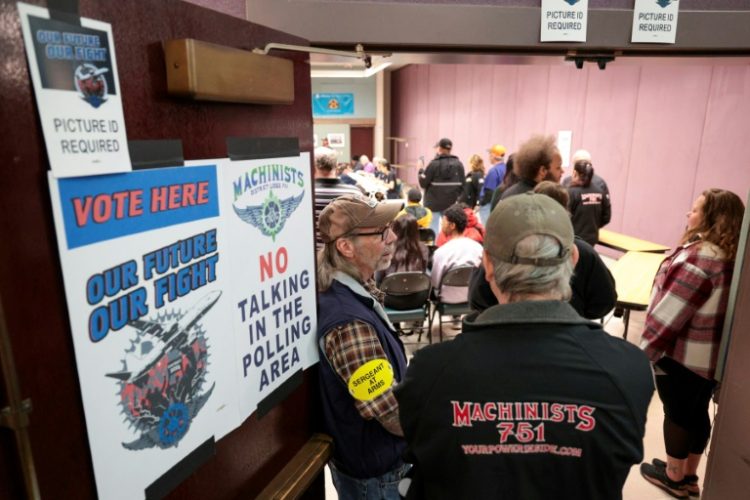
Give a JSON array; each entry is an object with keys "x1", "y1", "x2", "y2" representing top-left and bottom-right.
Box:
[
  {"x1": 48, "y1": 165, "x2": 241, "y2": 499},
  {"x1": 18, "y1": 2, "x2": 130, "y2": 177},
  {"x1": 557, "y1": 131, "x2": 573, "y2": 168},
  {"x1": 631, "y1": 0, "x2": 679, "y2": 44},
  {"x1": 48, "y1": 154, "x2": 321, "y2": 498},
  {"x1": 541, "y1": 0, "x2": 588, "y2": 42},
  {"x1": 217, "y1": 154, "x2": 319, "y2": 419}
]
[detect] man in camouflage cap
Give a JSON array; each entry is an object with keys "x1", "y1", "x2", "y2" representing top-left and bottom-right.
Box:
[
  {"x1": 396, "y1": 193, "x2": 653, "y2": 499},
  {"x1": 316, "y1": 193, "x2": 409, "y2": 499}
]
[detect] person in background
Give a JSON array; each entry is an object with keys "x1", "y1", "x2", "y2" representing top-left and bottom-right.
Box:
[
  {"x1": 377, "y1": 159, "x2": 402, "y2": 200},
  {"x1": 316, "y1": 194, "x2": 409, "y2": 499},
  {"x1": 490, "y1": 154, "x2": 519, "y2": 210},
  {"x1": 419, "y1": 138, "x2": 465, "y2": 236},
  {"x1": 360, "y1": 155, "x2": 375, "y2": 174},
  {"x1": 380, "y1": 215, "x2": 429, "y2": 277},
  {"x1": 479, "y1": 144, "x2": 506, "y2": 222},
  {"x1": 470, "y1": 182, "x2": 617, "y2": 320},
  {"x1": 461, "y1": 154, "x2": 485, "y2": 212},
  {"x1": 352, "y1": 154, "x2": 364, "y2": 172},
  {"x1": 567, "y1": 159, "x2": 611, "y2": 247},
  {"x1": 430, "y1": 204, "x2": 483, "y2": 304},
  {"x1": 499, "y1": 134, "x2": 562, "y2": 201},
  {"x1": 337, "y1": 162, "x2": 358, "y2": 186},
  {"x1": 436, "y1": 204, "x2": 484, "y2": 247},
  {"x1": 377, "y1": 214, "x2": 430, "y2": 336},
  {"x1": 563, "y1": 149, "x2": 610, "y2": 202},
  {"x1": 313, "y1": 147, "x2": 361, "y2": 248},
  {"x1": 399, "y1": 188, "x2": 433, "y2": 230},
  {"x1": 396, "y1": 193, "x2": 653, "y2": 500},
  {"x1": 640, "y1": 189, "x2": 745, "y2": 499}
]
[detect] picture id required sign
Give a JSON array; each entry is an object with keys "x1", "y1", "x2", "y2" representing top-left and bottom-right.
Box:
[
  {"x1": 18, "y1": 2, "x2": 131, "y2": 177},
  {"x1": 632, "y1": 0, "x2": 679, "y2": 44},
  {"x1": 540, "y1": 0, "x2": 588, "y2": 43}
]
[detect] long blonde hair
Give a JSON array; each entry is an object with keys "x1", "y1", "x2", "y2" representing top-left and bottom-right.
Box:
[{"x1": 468, "y1": 154, "x2": 485, "y2": 175}]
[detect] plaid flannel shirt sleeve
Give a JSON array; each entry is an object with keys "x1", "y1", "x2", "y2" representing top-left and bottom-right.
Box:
[
  {"x1": 641, "y1": 256, "x2": 714, "y2": 363},
  {"x1": 323, "y1": 320, "x2": 400, "y2": 422}
]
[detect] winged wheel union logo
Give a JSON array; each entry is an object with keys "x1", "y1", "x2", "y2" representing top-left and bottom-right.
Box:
[{"x1": 233, "y1": 189, "x2": 305, "y2": 241}]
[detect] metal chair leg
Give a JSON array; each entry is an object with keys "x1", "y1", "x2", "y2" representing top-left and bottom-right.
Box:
[
  {"x1": 622, "y1": 309, "x2": 631, "y2": 340},
  {"x1": 425, "y1": 304, "x2": 434, "y2": 344},
  {"x1": 438, "y1": 308, "x2": 443, "y2": 343},
  {"x1": 416, "y1": 306, "x2": 428, "y2": 343}
]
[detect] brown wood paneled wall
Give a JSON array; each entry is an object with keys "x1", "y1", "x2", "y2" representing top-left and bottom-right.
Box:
[{"x1": 703, "y1": 226, "x2": 750, "y2": 499}]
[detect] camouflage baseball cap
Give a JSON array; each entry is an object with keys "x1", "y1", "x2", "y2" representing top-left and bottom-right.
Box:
[
  {"x1": 484, "y1": 192, "x2": 574, "y2": 266},
  {"x1": 318, "y1": 194, "x2": 404, "y2": 243}
]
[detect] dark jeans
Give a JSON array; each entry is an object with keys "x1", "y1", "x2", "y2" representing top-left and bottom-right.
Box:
[
  {"x1": 655, "y1": 357, "x2": 716, "y2": 458},
  {"x1": 330, "y1": 462, "x2": 410, "y2": 500}
]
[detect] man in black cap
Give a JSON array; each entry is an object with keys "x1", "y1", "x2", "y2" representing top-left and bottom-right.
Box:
[
  {"x1": 419, "y1": 138, "x2": 465, "y2": 235},
  {"x1": 396, "y1": 193, "x2": 653, "y2": 499}
]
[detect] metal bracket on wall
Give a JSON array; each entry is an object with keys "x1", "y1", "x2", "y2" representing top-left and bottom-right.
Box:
[
  {"x1": 0, "y1": 296, "x2": 40, "y2": 499},
  {"x1": 565, "y1": 50, "x2": 619, "y2": 70},
  {"x1": 0, "y1": 398, "x2": 32, "y2": 430},
  {"x1": 163, "y1": 39, "x2": 295, "y2": 105}
]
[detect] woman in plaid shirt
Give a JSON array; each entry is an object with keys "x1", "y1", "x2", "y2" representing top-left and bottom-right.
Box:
[{"x1": 640, "y1": 188, "x2": 744, "y2": 498}]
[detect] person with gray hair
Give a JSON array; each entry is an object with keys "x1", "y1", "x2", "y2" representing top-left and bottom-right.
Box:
[
  {"x1": 313, "y1": 146, "x2": 361, "y2": 248},
  {"x1": 469, "y1": 182, "x2": 617, "y2": 319},
  {"x1": 315, "y1": 194, "x2": 410, "y2": 499},
  {"x1": 395, "y1": 193, "x2": 653, "y2": 499}
]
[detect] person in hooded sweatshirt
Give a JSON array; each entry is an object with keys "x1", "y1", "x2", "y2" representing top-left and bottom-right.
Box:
[{"x1": 436, "y1": 205, "x2": 484, "y2": 247}]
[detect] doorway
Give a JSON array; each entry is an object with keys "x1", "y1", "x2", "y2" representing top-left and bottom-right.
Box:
[{"x1": 350, "y1": 126, "x2": 374, "y2": 161}]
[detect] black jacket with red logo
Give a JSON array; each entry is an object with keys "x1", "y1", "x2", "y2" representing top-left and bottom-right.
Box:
[{"x1": 395, "y1": 301, "x2": 653, "y2": 500}]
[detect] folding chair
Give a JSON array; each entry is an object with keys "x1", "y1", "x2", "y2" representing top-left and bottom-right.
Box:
[
  {"x1": 417, "y1": 229, "x2": 438, "y2": 271},
  {"x1": 418, "y1": 228, "x2": 436, "y2": 245},
  {"x1": 381, "y1": 272, "x2": 432, "y2": 343},
  {"x1": 429, "y1": 265, "x2": 475, "y2": 342}
]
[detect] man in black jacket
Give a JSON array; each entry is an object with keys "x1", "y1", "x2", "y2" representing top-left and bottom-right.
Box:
[
  {"x1": 396, "y1": 193, "x2": 653, "y2": 500},
  {"x1": 419, "y1": 138, "x2": 464, "y2": 235},
  {"x1": 499, "y1": 133, "x2": 563, "y2": 202},
  {"x1": 469, "y1": 181, "x2": 617, "y2": 319}
]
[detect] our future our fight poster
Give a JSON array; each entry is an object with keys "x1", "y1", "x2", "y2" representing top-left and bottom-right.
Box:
[
  {"x1": 48, "y1": 154, "x2": 320, "y2": 498},
  {"x1": 49, "y1": 165, "x2": 240, "y2": 499}
]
